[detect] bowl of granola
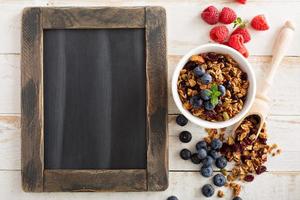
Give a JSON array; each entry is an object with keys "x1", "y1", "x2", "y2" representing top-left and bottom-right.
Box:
[{"x1": 172, "y1": 44, "x2": 256, "y2": 128}]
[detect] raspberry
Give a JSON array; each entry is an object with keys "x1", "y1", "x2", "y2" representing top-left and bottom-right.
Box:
[
  {"x1": 251, "y1": 15, "x2": 269, "y2": 31},
  {"x1": 237, "y1": 0, "x2": 247, "y2": 4},
  {"x1": 232, "y1": 27, "x2": 251, "y2": 43},
  {"x1": 210, "y1": 25, "x2": 229, "y2": 43},
  {"x1": 228, "y1": 34, "x2": 249, "y2": 58},
  {"x1": 219, "y1": 7, "x2": 237, "y2": 24},
  {"x1": 201, "y1": 6, "x2": 219, "y2": 25}
]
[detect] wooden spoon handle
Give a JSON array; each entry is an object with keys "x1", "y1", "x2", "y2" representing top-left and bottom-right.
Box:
[{"x1": 260, "y1": 21, "x2": 295, "y2": 96}]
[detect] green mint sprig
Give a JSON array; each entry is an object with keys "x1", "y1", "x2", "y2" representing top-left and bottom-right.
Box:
[
  {"x1": 209, "y1": 84, "x2": 221, "y2": 106},
  {"x1": 233, "y1": 17, "x2": 248, "y2": 29}
]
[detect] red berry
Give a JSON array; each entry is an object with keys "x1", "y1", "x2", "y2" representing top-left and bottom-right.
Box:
[
  {"x1": 244, "y1": 174, "x2": 254, "y2": 182},
  {"x1": 228, "y1": 34, "x2": 244, "y2": 50},
  {"x1": 237, "y1": 0, "x2": 247, "y2": 4},
  {"x1": 210, "y1": 25, "x2": 229, "y2": 43},
  {"x1": 251, "y1": 15, "x2": 269, "y2": 31},
  {"x1": 201, "y1": 6, "x2": 219, "y2": 25},
  {"x1": 232, "y1": 27, "x2": 251, "y2": 43},
  {"x1": 219, "y1": 7, "x2": 237, "y2": 24},
  {"x1": 228, "y1": 34, "x2": 249, "y2": 58}
]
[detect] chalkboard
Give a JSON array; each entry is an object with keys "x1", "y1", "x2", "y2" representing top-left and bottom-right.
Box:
[
  {"x1": 44, "y1": 29, "x2": 147, "y2": 170},
  {"x1": 21, "y1": 7, "x2": 168, "y2": 192}
]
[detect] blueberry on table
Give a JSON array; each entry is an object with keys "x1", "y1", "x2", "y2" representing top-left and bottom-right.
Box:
[
  {"x1": 202, "y1": 155, "x2": 214, "y2": 167},
  {"x1": 193, "y1": 66, "x2": 205, "y2": 77},
  {"x1": 200, "y1": 89, "x2": 211, "y2": 101},
  {"x1": 176, "y1": 114, "x2": 188, "y2": 126},
  {"x1": 201, "y1": 165, "x2": 213, "y2": 177},
  {"x1": 200, "y1": 73, "x2": 212, "y2": 84},
  {"x1": 202, "y1": 184, "x2": 215, "y2": 197},
  {"x1": 179, "y1": 131, "x2": 192, "y2": 143},
  {"x1": 167, "y1": 196, "x2": 179, "y2": 200},
  {"x1": 211, "y1": 138, "x2": 223, "y2": 150},
  {"x1": 208, "y1": 150, "x2": 220, "y2": 160},
  {"x1": 204, "y1": 101, "x2": 215, "y2": 111},
  {"x1": 232, "y1": 197, "x2": 243, "y2": 200},
  {"x1": 215, "y1": 156, "x2": 227, "y2": 169},
  {"x1": 191, "y1": 153, "x2": 201, "y2": 164},
  {"x1": 196, "y1": 141, "x2": 208, "y2": 151},
  {"x1": 218, "y1": 85, "x2": 226, "y2": 96},
  {"x1": 213, "y1": 174, "x2": 226, "y2": 187},
  {"x1": 197, "y1": 148, "x2": 207, "y2": 159},
  {"x1": 180, "y1": 149, "x2": 192, "y2": 160}
]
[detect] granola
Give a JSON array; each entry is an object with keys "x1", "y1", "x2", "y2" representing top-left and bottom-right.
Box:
[{"x1": 177, "y1": 52, "x2": 249, "y2": 122}]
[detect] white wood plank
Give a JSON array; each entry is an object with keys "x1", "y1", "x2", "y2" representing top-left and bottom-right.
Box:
[
  {"x1": 1, "y1": 55, "x2": 300, "y2": 115},
  {"x1": 0, "y1": 1, "x2": 300, "y2": 55},
  {"x1": 0, "y1": 115, "x2": 299, "y2": 171},
  {"x1": 0, "y1": 55, "x2": 20, "y2": 114},
  {"x1": 0, "y1": 170, "x2": 299, "y2": 200},
  {"x1": 168, "y1": 56, "x2": 300, "y2": 115}
]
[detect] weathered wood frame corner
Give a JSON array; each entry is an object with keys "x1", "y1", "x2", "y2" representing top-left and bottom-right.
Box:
[{"x1": 21, "y1": 6, "x2": 168, "y2": 192}]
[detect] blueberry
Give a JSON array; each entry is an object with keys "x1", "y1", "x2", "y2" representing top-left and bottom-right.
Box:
[
  {"x1": 204, "y1": 101, "x2": 215, "y2": 111},
  {"x1": 180, "y1": 149, "x2": 191, "y2": 160},
  {"x1": 213, "y1": 174, "x2": 226, "y2": 187},
  {"x1": 176, "y1": 114, "x2": 188, "y2": 126},
  {"x1": 197, "y1": 148, "x2": 207, "y2": 160},
  {"x1": 232, "y1": 197, "x2": 243, "y2": 200},
  {"x1": 218, "y1": 85, "x2": 226, "y2": 96},
  {"x1": 200, "y1": 89, "x2": 211, "y2": 101},
  {"x1": 201, "y1": 184, "x2": 215, "y2": 197},
  {"x1": 190, "y1": 95, "x2": 203, "y2": 109},
  {"x1": 211, "y1": 139, "x2": 223, "y2": 150},
  {"x1": 200, "y1": 73, "x2": 212, "y2": 84},
  {"x1": 193, "y1": 66, "x2": 205, "y2": 77},
  {"x1": 191, "y1": 153, "x2": 201, "y2": 164},
  {"x1": 202, "y1": 155, "x2": 213, "y2": 167},
  {"x1": 200, "y1": 166, "x2": 213, "y2": 177},
  {"x1": 215, "y1": 156, "x2": 227, "y2": 169},
  {"x1": 167, "y1": 196, "x2": 178, "y2": 200},
  {"x1": 208, "y1": 150, "x2": 220, "y2": 160},
  {"x1": 179, "y1": 131, "x2": 192, "y2": 143},
  {"x1": 196, "y1": 141, "x2": 208, "y2": 151}
]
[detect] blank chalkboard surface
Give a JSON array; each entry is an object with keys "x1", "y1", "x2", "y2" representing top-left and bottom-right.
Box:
[{"x1": 44, "y1": 29, "x2": 146, "y2": 169}]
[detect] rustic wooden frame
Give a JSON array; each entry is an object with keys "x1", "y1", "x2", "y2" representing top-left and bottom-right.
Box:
[{"x1": 21, "y1": 7, "x2": 168, "y2": 192}]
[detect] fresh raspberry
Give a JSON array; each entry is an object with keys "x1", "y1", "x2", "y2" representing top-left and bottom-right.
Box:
[
  {"x1": 231, "y1": 27, "x2": 251, "y2": 43},
  {"x1": 228, "y1": 34, "x2": 249, "y2": 58},
  {"x1": 201, "y1": 6, "x2": 219, "y2": 25},
  {"x1": 219, "y1": 7, "x2": 237, "y2": 24},
  {"x1": 210, "y1": 25, "x2": 229, "y2": 43},
  {"x1": 237, "y1": 0, "x2": 247, "y2": 4},
  {"x1": 251, "y1": 15, "x2": 269, "y2": 31},
  {"x1": 228, "y1": 34, "x2": 244, "y2": 50}
]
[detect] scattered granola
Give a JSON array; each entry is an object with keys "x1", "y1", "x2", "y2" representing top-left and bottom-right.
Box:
[
  {"x1": 203, "y1": 116, "x2": 280, "y2": 198},
  {"x1": 217, "y1": 190, "x2": 225, "y2": 198},
  {"x1": 177, "y1": 52, "x2": 249, "y2": 122}
]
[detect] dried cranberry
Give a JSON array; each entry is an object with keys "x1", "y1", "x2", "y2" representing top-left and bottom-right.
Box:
[
  {"x1": 205, "y1": 110, "x2": 217, "y2": 119},
  {"x1": 241, "y1": 72, "x2": 248, "y2": 80},
  {"x1": 257, "y1": 137, "x2": 267, "y2": 144},
  {"x1": 184, "y1": 61, "x2": 198, "y2": 70},
  {"x1": 244, "y1": 174, "x2": 254, "y2": 182},
  {"x1": 224, "y1": 80, "x2": 231, "y2": 89},
  {"x1": 241, "y1": 155, "x2": 251, "y2": 162},
  {"x1": 220, "y1": 143, "x2": 231, "y2": 154},
  {"x1": 243, "y1": 138, "x2": 253, "y2": 145},
  {"x1": 232, "y1": 143, "x2": 241, "y2": 152},
  {"x1": 205, "y1": 52, "x2": 219, "y2": 62},
  {"x1": 256, "y1": 165, "x2": 267, "y2": 175}
]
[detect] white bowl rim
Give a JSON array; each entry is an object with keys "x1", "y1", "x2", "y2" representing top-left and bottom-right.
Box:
[{"x1": 172, "y1": 43, "x2": 256, "y2": 129}]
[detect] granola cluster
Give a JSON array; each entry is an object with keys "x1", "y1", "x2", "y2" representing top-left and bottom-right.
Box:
[
  {"x1": 177, "y1": 52, "x2": 249, "y2": 122},
  {"x1": 204, "y1": 116, "x2": 281, "y2": 197}
]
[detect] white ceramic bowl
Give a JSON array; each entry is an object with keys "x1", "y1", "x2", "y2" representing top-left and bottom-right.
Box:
[{"x1": 172, "y1": 44, "x2": 256, "y2": 129}]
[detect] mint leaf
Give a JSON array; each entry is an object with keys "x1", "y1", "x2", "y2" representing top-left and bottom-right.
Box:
[
  {"x1": 233, "y1": 17, "x2": 247, "y2": 29},
  {"x1": 211, "y1": 84, "x2": 218, "y2": 92},
  {"x1": 210, "y1": 96, "x2": 219, "y2": 106},
  {"x1": 214, "y1": 91, "x2": 222, "y2": 97}
]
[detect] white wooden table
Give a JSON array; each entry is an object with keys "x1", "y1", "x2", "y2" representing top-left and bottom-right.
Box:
[{"x1": 0, "y1": 0, "x2": 300, "y2": 199}]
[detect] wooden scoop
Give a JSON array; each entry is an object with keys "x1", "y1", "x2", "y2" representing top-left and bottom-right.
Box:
[{"x1": 232, "y1": 21, "x2": 295, "y2": 138}]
